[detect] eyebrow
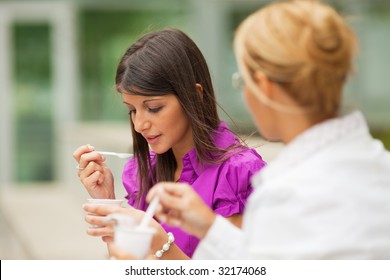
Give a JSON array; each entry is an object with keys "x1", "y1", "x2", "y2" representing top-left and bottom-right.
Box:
[{"x1": 123, "y1": 98, "x2": 164, "y2": 106}]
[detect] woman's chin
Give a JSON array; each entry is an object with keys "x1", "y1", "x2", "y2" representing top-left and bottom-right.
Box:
[{"x1": 148, "y1": 146, "x2": 169, "y2": 155}]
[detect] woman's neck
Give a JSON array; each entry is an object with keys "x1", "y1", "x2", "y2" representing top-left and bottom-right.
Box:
[{"x1": 280, "y1": 113, "x2": 330, "y2": 144}]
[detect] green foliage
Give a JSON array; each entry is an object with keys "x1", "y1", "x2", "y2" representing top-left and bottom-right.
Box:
[
  {"x1": 13, "y1": 24, "x2": 51, "y2": 84},
  {"x1": 79, "y1": 9, "x2": 187, "y2": 121},
  {"x1": 372, "y1": 130, "x2": 390, "y2": 151},
  {"x1": 13, "y1": 24, "x2": 54, "y2": 181}
]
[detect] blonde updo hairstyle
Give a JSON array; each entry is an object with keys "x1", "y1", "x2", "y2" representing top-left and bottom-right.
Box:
[{"x1": 234, "y1": 0, "x2": 357, "y2": 117}]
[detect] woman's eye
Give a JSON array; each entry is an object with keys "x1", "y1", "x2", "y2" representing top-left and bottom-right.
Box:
[
  {"x1": 148, "y1": 107, "x2": 163, "y2": 113},
  {"x1": 128, "y1": 109, "x2": 136, "y2": 115}
]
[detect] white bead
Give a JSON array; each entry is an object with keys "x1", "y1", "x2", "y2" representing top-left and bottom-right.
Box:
[
  {"x1": 155, "y1": 250, "x2": 163, "y2": 258},
  {"x1": 163, "y1": 243, "x2": 170, "y2": 251},
  {"x1": 155, "y1": 232, "x2": 175, "y2": 258}
]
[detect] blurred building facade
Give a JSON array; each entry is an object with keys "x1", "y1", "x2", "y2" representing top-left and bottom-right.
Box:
[{"x1": 0, "y1": 0, "x2": 389, "y2": 187}]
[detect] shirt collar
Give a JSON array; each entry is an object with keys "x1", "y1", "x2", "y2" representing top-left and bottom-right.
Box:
[{"x1": 182, "y1": 121, "x2": 238, "y2": 178}]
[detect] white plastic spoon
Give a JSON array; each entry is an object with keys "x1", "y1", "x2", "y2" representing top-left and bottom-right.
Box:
[
  {"x1": 138, "y1": 197, "x2": 159, "y2": 229},
  {"x1": 96, "y1": 151, "x2": 133, "y2": 159}
]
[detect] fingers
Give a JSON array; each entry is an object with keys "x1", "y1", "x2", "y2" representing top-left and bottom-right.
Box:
[
  {"x1": 160, "y1": 182, "x2": 189, "y2": 196},
  {"x1": 84, "y1": 206, "x2": 120, "y2": 237},
  {"x1": 73, "y1": 144, "x2": 95, "y2": 162},
  {"x1": 146, "y1": 182, "x2": 215, "y2": 238},
  {"x1": 83, "y1": 204, "x2": 122, "y2": 216},
  {"x1": 146, "y1": 183, "x2": 193, "y2": 227},
  {"x1": 158, "y1": 188, "x2": 186, "y2": 211},
  {"x1": 84, "y1": 213, "x2": 115, "y2": 237},
  {"x1": 85, "y1": 214, "x2": 110, "y2": 228},
  {"x1": 73, "y1": 144, "x2": 105, "y2": 175},
  {"x1": 102, "y1": 236, "x2": 114, "y2": 243},
  {"x1": 78, "y1": 163, "x2": 104, "y2": 185},
  {"x1": 86, "y1": 224, "x2": 114, "y2": 237},
  {"x1": 147, "y1": 182, "x2": 191, "y2": 210},
  {"x1": 78, "y1": 151, "x2": 106, "y2": 171},
  {"x1": 84, "y1": 205, "x2": 129, "y2": 238},
  {"x1": 157, "y1": 212, "x2": 183, "y2": 227},
  {"x1": 74, "y1": 145, "x2": 109, "y2": 192}
]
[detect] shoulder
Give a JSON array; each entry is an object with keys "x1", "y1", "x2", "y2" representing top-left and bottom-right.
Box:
[
  {"x1": 224, "y1": 147, "x2": 266, "y2": 170},
  {"x1": 212, "y1": 148, "x2": 266, "y2": 185},
  {"x1": 212, "y1": 122, "x2": 266, "y2": 167}
]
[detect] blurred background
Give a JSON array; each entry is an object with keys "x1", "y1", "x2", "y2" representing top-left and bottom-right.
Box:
[{"x1": 0, "y1": 0, "x2": 389, "y2": 259}]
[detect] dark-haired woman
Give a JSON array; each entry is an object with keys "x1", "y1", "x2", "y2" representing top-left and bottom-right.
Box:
[{"x1": 74, "y1": 28, "x2": 266, "y2": 259}]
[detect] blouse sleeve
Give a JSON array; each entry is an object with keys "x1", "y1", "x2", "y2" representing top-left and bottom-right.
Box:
[
  {"x1": 213, "y1": 149, "x2": 266, "y2": 217},
  {"x1": 122, "y1": 158, "x2": 139, "y2": 207}
]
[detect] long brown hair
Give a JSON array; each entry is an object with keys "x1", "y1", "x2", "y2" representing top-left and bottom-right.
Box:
[{"x1": 116, "y1": 28, "x2": 242, "y2": 204}]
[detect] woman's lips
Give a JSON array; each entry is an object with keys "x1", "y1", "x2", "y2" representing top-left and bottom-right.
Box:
[{"x1": 145, "y1": 135, "x2": 161, "y2": 144}]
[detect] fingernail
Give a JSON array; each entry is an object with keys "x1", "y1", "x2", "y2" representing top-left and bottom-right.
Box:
[{"x1": 87, "y1": 144, "x2": 95, "y2": 151}]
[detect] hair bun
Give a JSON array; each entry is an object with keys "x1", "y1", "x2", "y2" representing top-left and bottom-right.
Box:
[
  {"x1": 234, "y1": 0, "x2": 357, "y2": 116},
  {"x1": 303, "y1": 4, "x2": 355, "y2": 72}
]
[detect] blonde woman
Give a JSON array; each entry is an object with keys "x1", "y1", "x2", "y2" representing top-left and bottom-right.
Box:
[{"x1": 141, "y1": 0, "x2": 390, "y2": 259}]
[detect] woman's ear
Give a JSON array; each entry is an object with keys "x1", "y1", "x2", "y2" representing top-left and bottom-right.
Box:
[
  {"x1": 253, "y1": 71, "x2": 273, "y2": 98},
  {"x1": 195, "y1": 83, "x2": 204, "y2": 101}
]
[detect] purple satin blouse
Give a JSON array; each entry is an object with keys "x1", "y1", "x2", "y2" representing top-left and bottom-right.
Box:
[{"x1": 122, "y1": 121, "x2": 266, "y2": 257}]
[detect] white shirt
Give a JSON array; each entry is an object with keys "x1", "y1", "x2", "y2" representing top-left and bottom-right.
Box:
[{"x1": 194, "y1": 111, "x2": 390, "y2": 259}]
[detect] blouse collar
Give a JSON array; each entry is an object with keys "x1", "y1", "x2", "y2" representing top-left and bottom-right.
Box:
[{"x1": 181, "y1": 121, "x2": 238, "y2": 180}]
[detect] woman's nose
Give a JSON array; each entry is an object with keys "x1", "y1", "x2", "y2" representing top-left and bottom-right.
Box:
[{"x1": 133, "y1": 113, "x2": 151, "y2": 132}]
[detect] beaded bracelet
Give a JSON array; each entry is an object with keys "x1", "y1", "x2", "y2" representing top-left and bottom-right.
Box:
[{"x1": 154, "y1": 232, "x2": 175, "y2": 258}]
